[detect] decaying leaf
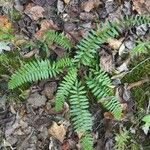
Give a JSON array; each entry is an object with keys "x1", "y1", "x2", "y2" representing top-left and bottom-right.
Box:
[
  {"x1": 132, "y1": 0, "x2": 150, "y2": 14},
  {"x1": 0, "y1": 15, "x2": 11, "y2": 30},
  {"x1": 81, "y1": 0, "x2": 102, "y2": 12},
  {"x1": 107, "y1": 38, "x2": 124, "y2": 50},
  {"x1": 25, "y1": 5, "x2": 45, "y2": 21},
  {"x1": 48, "y1": 121, "x2": 67, "y2": 143}
]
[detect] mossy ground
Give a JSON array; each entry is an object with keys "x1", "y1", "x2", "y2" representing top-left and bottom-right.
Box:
[{"x1": 123, "y1": 52, "x2": 150, "y2": 109}]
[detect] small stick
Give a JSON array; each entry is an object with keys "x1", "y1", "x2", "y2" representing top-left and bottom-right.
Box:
[{"x1": 127, "y1": 78, "x2": 150, "y2": 90}]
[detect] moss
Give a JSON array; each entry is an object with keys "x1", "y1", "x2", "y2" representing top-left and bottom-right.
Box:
[{"x1": 122, "y1": 52, "x2": 150, "y2": 108}]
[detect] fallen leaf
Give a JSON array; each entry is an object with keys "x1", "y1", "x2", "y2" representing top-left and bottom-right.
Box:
[
  {"x1": 27, "y1": 92, "x2": 47, "y2": 107},
  {"x1": 81, "y1": 0, "x2": 102, "y2": 12},
  {"x1": 25, "y1": 5, "x2": 45, "y2": 21},
  {"x1": 34, "y1": 19, "x2": 59, "y2": 39},
  {"x1": 64, "y1": 0, "x2": 70, "y2": 4},
  {"x1": 107, "y1": 38, "x2": 124, "y2": 50},
  {"x1": 48, "y1": 121, "x2": 67, "y2": 143},
  {"x1": 132, "y1": 0, "x2": 150, "y2": 15},
  {"x1": 99, "y1": 49, "x2": 115, "y2": 73},
  {"x1": 0, "y1": 15, "x2": 11, "y2": 29}
]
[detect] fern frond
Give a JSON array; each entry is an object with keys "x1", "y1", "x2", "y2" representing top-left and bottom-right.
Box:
[
  {"x1": 70, "y1": 81, "x2": 92, "y2": 132},
  {"x1": 86, "y1": 66, "x2": 113, "y2": 99},
  {"x1": 44, "y1": 30, "x2": 72, "y2": 50},
  {"x1": 114, "y1": 129, "x2": 130, "y2": 150},
  {"x1": 0, "y1": 53, "x2": 9, "y2": 63},
  {"x1": 55, "y1": 68, "x2": 77, "y2": 111},
  {"x1": 74, "y1": 21, "x2": 119, "y2": 66},
  {"x1": 74, "y1": 15, "x2": 150, "y2": 66},
  {"x1": 80, "y1": 133, "x2": 93, "y2": 150},
  {"x1": 103, "y1": 96, "x2": 122, "y2": 119},
  {"x1": 86, "y1": 66, "x2": 122, "y2": 119},
  {"x1": 8, "y1": 57, "x2": 73, "y2": 89},
  {"x1": 130, "y1": 40, "x2": 150, "y2": 57}
]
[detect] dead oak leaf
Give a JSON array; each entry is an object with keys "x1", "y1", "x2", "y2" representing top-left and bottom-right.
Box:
[
  {"x1": 48, "y1": 121, "x2": 67, "y2": 143},
  {"x1": 25, "y1": 5, "x2": 45, "y2": 21},
  {"x1": 81, "y1": 0, "x2": 102, "y2": 12}
]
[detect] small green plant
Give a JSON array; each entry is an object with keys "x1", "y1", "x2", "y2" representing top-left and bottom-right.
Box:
[
  {"x1": 142, "y1": 114, "x2": 150, "y2": 135},
  {"x1": 7, "y1": 15, "x2": 150, "y2": 149},
  {"x1": 114, "y1": 129, "x2": 130, "y2": 150}
]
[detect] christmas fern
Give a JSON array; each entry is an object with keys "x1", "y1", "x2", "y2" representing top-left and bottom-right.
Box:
[
  {"x1": 69, "y1": 81, "x2": 93, "y2": 150},
  {"x1": 130, "y1": 40, "x2": 150, "y2": 57},
  {"x1": 86, "y1": 66, "x2": 122, "y2": 119},
  {"x1": 43, "y1": 30, "x2": 72, "y2": 50},
  {"x1": 74, "y1": 15, "x2": 150, "y2": 66},
  {"x1": 8, "y1": 57, "x2": 73, "y2": 89},
  {"x1": 55, "y1": 68, "x2": 77, "y2": 111}
]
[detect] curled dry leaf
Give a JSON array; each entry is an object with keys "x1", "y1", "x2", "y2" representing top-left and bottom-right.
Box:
[
  {"x1": 48, "y1": 121, "x2": 67, "y2": 143},
  {"x1": 81, "y1": 0, "x2": 102, "y2": 12},
  {"x1": 25, "y1": 5, "x2": 45, "y2": 21},
  {"x1": 107, "y1": 38, "x2": 124, "y2": 50}
]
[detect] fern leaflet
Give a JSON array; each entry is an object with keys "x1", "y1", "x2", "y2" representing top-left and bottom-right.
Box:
[
  {"x1": 55, "y1": 68, "x2": 77, "y2": 111},
  {"x1": 8, "y1": 57, "x2": 73, "y2": 89},
  {"x1": 44, "y1": 30, "x2": 72, "y2": 50},
  {"x1": 86, "y1": 66, "x2": 122, "y2": 119},
  {"x1": 130, "y1": 40, "x2": 150, "y2": 57},
  {"x1": 70, "y1": 81, "x2": 92, "y2": 132}
]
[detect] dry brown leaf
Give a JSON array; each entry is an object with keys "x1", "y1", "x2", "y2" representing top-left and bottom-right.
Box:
[
  {"x1": 81, "y1": 0, "x2": 102, "y2": 12},
  {"x1": 34, "y1": 19, "x2": 59, "y2": 39},
  {"x1": 64, "y1": 0, "x2": 70, "y2": 4},
  {"x1": 107, "y1": 38, "x2": 124, "y2": 50},
  {"x1": 132, "y1": 0, "x2": 150, "y2": 14},
  {"x1": 0, "y1": 15, "x2": 11, "y2": 30},
  {"x1": 25, "y1": 5, "x2": 45, "y2": 20},
  {"x1": 48, "y1": 121, "x2": 67, "y2": 143}
]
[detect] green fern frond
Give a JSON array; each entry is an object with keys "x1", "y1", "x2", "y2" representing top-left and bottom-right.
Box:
[
  {"x1": 0, "y1": 53, "x2": 9, "y2": 63},
  {"x1": 74, "y1": 21, "x2": 119, "y2": 66},
  {"x1": 55, "y1": 68, "x2": 77, "y2": 111},
  {"x1": 70, "y1": 81, "x2": 92, "y2": 132},
  {"x1": 103, "y1": 96, "x2": 122, "y2": 119},
  {"x1": 80, "y1": 133, "x2": 93, "y2": 150},
  {"x1": 86, "y1": 66, "x2": 122, "y2": 119},
  {"x1": 44, "y1": 30, "x2": 72, "y2": 50},
  {"x1": 86, "y1": 66, "x2": 113, "y2": 99},
  {"x1": 130, "y1": 40, "x2": 150, "y2": 57},
  {"x1": 124, "y1": 15, "x2": 150, "y2": 27},
  {"x1": 8, "y1": 57, "x2": 73, "y2": 89},
  {"x1": 74, "y1": 15, "x2": 150, "y2": 66},
  {"x1": 114, "y1": 129, "x2": 130, "y2": 150}
]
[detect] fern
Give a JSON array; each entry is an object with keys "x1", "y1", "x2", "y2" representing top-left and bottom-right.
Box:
[
  {"x1": 8, "y1": 57, "x2": 73, "y2": 89},
  {"x1": 44, "y1": 30, "x2": 72, "y2": 50},
  {"x1": 80, "y1": 133, "x2": 93, "y2": 150},
  {"x1": 0, "y1": 53, "x2": 9, "y2": 63},
  {"x1": 130, "y1": 40, "x2": 150, "y2": 57},
  {"x1": 55, "y1": 68, "x2": 77, "y2": 111},
  {"x1": 69, "y1": 81, "x2": 93, "y2": 149},
  {"x1": 70, "y1": 81, "x2": 92, "y2": 132},
  {"x1": 114, "y1": 129, "x2": 130, "y2": 150},
  {"x1": 74, "y1": 21, "x2": 119, "y2": 66},
  {"x1": 74, "y1": 15, "x2": 150, "y2": 66},
  {"x1": 86, "y1": 66, "x2": 122, "y2": 119}
]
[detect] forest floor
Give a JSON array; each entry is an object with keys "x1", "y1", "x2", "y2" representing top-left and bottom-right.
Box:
[{"x1": 0, "y1": 0, "x2": 150, "y2": 150}]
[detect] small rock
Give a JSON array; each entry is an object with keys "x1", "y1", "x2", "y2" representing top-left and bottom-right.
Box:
[{"x1": 27, "y1": 92, "x2": 47, "y2": 107}]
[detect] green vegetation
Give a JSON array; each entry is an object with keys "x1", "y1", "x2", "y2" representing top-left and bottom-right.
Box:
[{"x1": 0, "y1": 15, "x2": 150, "y2": 149}]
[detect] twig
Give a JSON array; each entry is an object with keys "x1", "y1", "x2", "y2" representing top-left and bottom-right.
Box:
[
  {"x1": 129, "y1": 57, "x2": 150, "y2": 74},
  {"x1": 127, "y1": 78, "x2": 150, "y2": 90}
]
